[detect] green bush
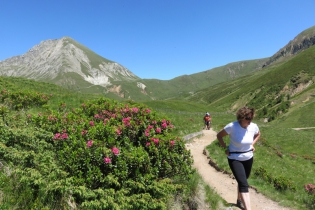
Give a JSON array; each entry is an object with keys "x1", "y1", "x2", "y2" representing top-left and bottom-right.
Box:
[
  {"x1": 0, "y1": 96, "x2": 194, "y2": 209},
  {"x1": 253, "y1": 167, "x2": 296, "y2": 191}
]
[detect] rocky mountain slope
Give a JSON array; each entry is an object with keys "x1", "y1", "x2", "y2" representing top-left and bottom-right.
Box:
[
  {"x1": 263, "y1": 25, "x2": 315, "y2": 67},
  {"x1": 0, "y1": 37, "x2": 139, "y2": 90}
]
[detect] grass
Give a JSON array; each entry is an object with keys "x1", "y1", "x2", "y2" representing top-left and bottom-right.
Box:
[
  {"x1": 168, "y1": 172, "x2": 231, "y2": 210},
  {"x1": 1, "y1": 44, "x2": 315, "y2": 209},
  {"x1": 141, "y1": 100, "x2": 235, "y2": 137},
  {"x1": 184, "y1": 45, "x2": 315, "y2": 120},
  {"x1": 205, "y1": 112, "x2": 315, "y2": 210}
]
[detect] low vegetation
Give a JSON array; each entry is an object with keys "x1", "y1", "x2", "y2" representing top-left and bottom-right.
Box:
[
  {"x1": 1, "y1": 35, "x2": 315, "y2": 209},
  {"x1": 0, "y1": 79, "x2": 230, "y2": 209}
]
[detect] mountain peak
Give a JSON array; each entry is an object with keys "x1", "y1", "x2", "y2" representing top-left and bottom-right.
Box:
[{"x1": 0, "y1": 37, "x2": 139, "y2": 89}]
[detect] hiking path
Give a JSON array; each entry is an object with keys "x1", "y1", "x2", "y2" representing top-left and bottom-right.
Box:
[{"x1": 186, "y1": 129, "x2": 293, "y2": 210}]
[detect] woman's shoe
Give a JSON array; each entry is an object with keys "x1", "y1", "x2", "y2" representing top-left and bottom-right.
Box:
[{"x1": 236, "y1": 199, "x2": 244, "y2": 209}]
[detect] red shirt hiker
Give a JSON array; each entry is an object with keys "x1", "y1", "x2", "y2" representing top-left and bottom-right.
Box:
[{"x1": 204, "y1": 113, "x2": 211, "y2": 130}]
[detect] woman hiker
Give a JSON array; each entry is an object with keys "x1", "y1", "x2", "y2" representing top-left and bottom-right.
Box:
[{"x1": 216, "y1": 106, "x2": 260, "y2": 210}]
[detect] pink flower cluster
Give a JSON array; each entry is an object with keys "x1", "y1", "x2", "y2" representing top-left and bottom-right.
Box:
[
  {"x1": 155, "y1": 127, "x2": 161, "y2": 133},
  {"x1": 151, "y1": 137, "x2": 159, "y2": 145},
  {"x1": 116, "y1": 128, "x2": 122, "y2": 135},
  {"x1": 47, "y1": 115, "x2": 58, "y2": 121},
  {"x1": 145, "y1": 125, "x2": 154, "y2": 137},
  {"x1": 305, "y1": 183, "x2": 315, "y2": 194},
  {"x1": 161, "y1": 119, "x2": 174, "y2": 129},
  {"x1": 103, "y1": 147, "x2": 120, "y2": 164},
  {"x1": 103, "y1": 118, "x2": 110, "y2": 125},
  {"x1": 104, "y1": 157, "x2": 111, "y2": 164},
  {"x1": 122, "y1": 117, "x2": 131, "y2": 127},
  {"x1": 94, "y1": 114, "x2": 101, "y2": 119},
  {"x1": 53, "y1": 132, "x2": 69, "y2": 140},
  {"x1": 111, "y1": 147, "x2": 120, "y2": 155},
  {"x1": 86, "y1": 140, "x2": 93, "y2": 148},
  {"x1": 81, "y1": 130, "x2": 88, "y2": 136},
  {"x1": 143, "y1": 119, "x2": 175, "y2": 137},
  {"x1": 132, "y1": 107, "x2": 139, "y2": 113},
  {"x1": 161, "y1": 122, "x2": 167, "y2": 129}
]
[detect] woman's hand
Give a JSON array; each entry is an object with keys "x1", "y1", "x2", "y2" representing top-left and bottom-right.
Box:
[{"x1": 251, "y1": 145, "x2": 256, "y2": 152}]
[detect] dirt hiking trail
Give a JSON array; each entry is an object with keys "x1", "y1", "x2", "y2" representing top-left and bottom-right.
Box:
[{"x1": 186, "y1": 129, "x2": 292, "y2": 210}]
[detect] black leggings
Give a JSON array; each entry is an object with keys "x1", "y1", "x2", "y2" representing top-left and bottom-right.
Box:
[{"x1": 228, "y1": 157, "x2": 253, "y2": 193}]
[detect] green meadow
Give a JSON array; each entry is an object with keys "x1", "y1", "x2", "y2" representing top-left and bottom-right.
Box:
[
  {"x1": 1, "y1": 73, "x2": 315, "y2": 209},
  {"x1": 1, "y1": 44, "x2": 315, "y2": 209}
]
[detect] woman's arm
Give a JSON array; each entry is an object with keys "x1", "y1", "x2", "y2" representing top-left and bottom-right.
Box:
[
  {"x1": 217, "y1": 129, "x2": 230, "y2": 155},
  {"x1": 217, "y1": 129, "x2": 228, "y2": 148},
  {"x1": 251, "y1": 130, "x2": 261, "y2": 151}
]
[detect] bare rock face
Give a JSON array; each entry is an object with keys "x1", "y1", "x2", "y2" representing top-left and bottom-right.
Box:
[
  {"x1": 263, "y1": 26, "x2": 315, "y2": 68},
  {"x1": 0, "y1": 37, "x2": 139, "y2": 88}
]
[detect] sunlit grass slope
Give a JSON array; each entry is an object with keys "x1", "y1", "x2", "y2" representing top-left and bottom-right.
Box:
[
  {"x1": 138, "y1": 58, "x2": 268, "y2": 100},
  {"x1": 0, "y1": 76, "x2": 100, "y2": 110},
  {"x1": 184, "y1": 45, "x2": 315, "y2": 123}
]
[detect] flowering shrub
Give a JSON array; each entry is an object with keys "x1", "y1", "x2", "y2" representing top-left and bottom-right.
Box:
[
  {"x1": 304, "y1": 183, "x2": 315, "y2": 208},
  {"x1": 11, "y1": 97, "x2": 193, "y2": 208},
  {"x1": 0, "y1": 89, "x2": 51, "y2": 110},
  {"x1": 254, "y1": 167, "x2": 296, "y2": 191},
  {"x1": 305, "y1": 184, "x2": 315, "y2": 194}
]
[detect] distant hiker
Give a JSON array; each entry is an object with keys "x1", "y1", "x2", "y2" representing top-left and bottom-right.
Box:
[
  {"x1": 216, "y1": 106, "x2": 260, "y2": 210},
  {"x1": 203, "y1": 112, "x2": 212, "y2": 130}
]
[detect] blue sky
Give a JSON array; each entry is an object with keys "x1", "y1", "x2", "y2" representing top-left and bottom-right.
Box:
[{"x1": 1, "y1": 0, "x2": 315, "y2": 80}]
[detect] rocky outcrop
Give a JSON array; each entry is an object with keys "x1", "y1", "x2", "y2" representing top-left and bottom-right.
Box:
[{"x1": 263, "y1": 26, "x2": 315, "y2": 68}]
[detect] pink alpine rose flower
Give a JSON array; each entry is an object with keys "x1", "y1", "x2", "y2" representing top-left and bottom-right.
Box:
[
  {"x1": 112, "y1": 147, "x2": 120, "y2": 155},
  {"x1": 104, "y1": 157, "x2": 111, "y2": 164},
  {"x1": 116, "y1": 128, "x2": 122, "y2": 135},
  {"x1": 122, "y1": 117, "x2": 131, "y2": 126},
  {"x1": 103, "y1": 118, "x2": 109, "y2": 125},
  {"x1": 86, "y1": 140, "x2": 93, "y2": 148},
  {"x1": 161, "y1": 122, "x2": 167, "y2": 129},
  {"x1": 53, "y1": 133, "x2": 61, "y2": 140},
  {"x1": 132, "y1": 107, "x2": 139, "y2": 113},
  {"x1": 145, "y1": 130, "x2": 150, "y2": 137},
  {"x1": 61, "y1": 133, "x2": 68, "y2": 139},
  {"x1": 151, "y1": 138, "x2": 159, "y2": 145},
  {"x1": 81, "y1": 130, "x2": 88, "y2": 136}
]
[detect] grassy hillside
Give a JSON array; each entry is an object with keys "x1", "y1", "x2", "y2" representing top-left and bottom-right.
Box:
[
  {"x1": 1, "y1": 64, "x2": 315, "y2": 209},
  {"x1": 102, "y1": 58, "x2": 268, "y2": 101},
  {"x1": 136, "y1": 58, "x2": 268, "y2": 100},
  {"x1": 185, "y1": 45, "x2": 315, "y2": 123},
  {"x1": 1, "y1": 37, "x2": 315, "y2": 210},
  {"x1": 0, "y1": 76, "x2": 100, "y2": 110}
]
